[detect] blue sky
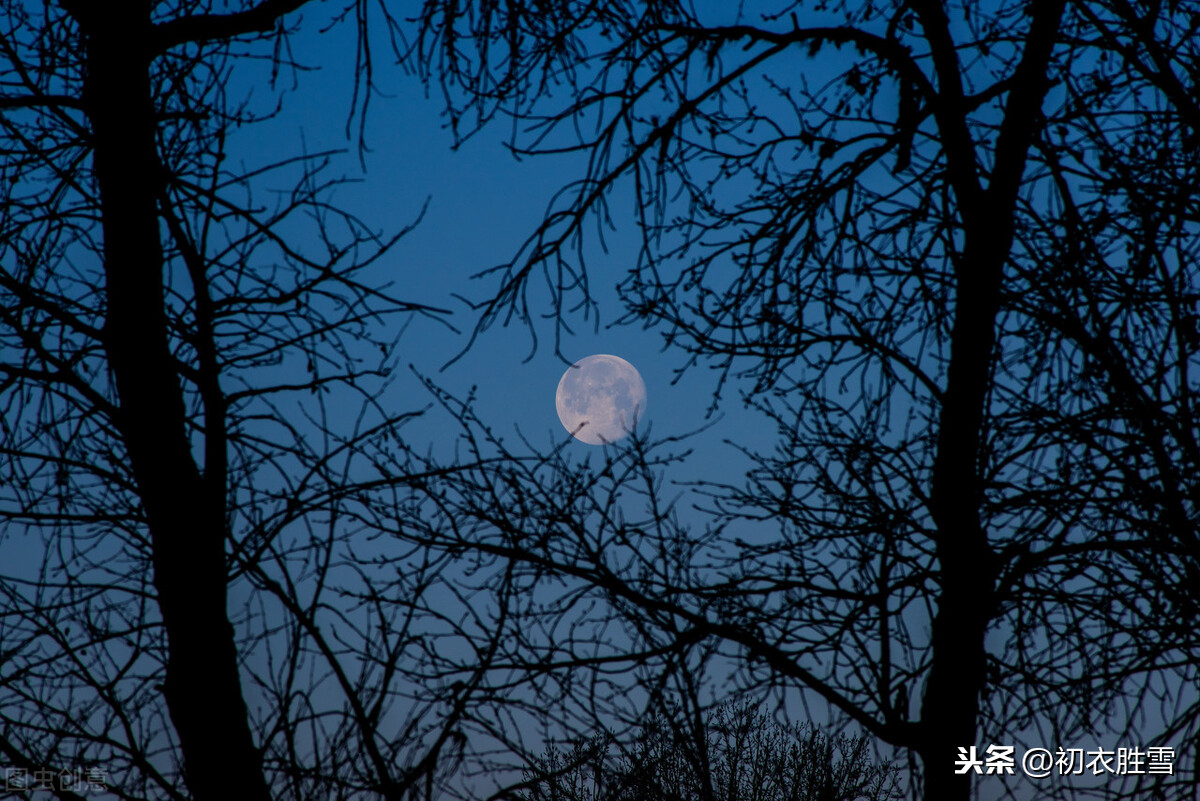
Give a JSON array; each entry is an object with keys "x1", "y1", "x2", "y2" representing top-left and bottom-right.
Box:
[
  {"x1": 223, "y1": 11, "x2": 779, "y2": 481},
  {"x1": 4, "y1": 4, "x2": 1188, "y2": 799},
  {"x1": 207, "y1": 11, "x2": 1188, "y2": 799}
]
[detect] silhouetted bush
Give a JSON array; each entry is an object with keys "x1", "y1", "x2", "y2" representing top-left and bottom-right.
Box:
[{"x1": 519, "y1": 703, "x2": 901, "y2": 801}]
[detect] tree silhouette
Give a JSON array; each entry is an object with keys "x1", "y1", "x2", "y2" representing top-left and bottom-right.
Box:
[
  {"x1": 517, "y1": 702, "x2": 901, "y2": 801},
  {"x1": 3, "y1": 2, "x2": 1198, "y2": 800},
  {"x1": 400, "y1": 1, "x2": 1200, "y2": 799},
  {"x1": 0, "y1": 2, "x2": 524, "y2": 799}
]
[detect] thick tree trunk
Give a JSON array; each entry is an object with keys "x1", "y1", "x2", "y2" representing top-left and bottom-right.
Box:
[
  {"x1": 911, "y1": 4, "x2": 1067, "y2": 798},
  {"x1": 81, "y1": 9, "x2": 273, "y2": 801},
  {"x1": 919, "y1": 227, "x2": 1004, "y2": 801}
]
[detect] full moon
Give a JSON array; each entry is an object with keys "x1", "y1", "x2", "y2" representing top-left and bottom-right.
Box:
[{"x1": 555, "y1": 354, "x2": 647, "y2": 445}]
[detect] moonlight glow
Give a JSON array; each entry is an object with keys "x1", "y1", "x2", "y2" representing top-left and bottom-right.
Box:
[{"x1": 555, "y1": 354, "x2": 647, "y2": 445}]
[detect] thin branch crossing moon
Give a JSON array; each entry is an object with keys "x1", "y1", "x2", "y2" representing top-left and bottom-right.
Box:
[{"x1": 555, "y1": 354, "x2": 647, "y2": 445}]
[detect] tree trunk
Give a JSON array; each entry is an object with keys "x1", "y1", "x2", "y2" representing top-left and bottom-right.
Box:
[
  {"x1": 81, "y1": 9, "x2": 273, "y2": 801},
  {"x1": 912, "y1": 4, "x2": 1067, "y2": 796},
  {"x1": 919, "y1": 226, "x2": 1004, "y2": 800}
]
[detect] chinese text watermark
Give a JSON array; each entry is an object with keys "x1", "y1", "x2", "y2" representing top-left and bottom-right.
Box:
[
  {"x1": 955, "y1": 745, "x2": 1175, "y2": 779},
  {"x1": 4, "y1": 766, "x2": 109, "y2": 793}
]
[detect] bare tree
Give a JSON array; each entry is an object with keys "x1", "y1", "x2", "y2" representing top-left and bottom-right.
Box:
[
  {"x1": 4, "y1": 2, "x2": 1197, "y2": 799},
  {"x1": 398, "y1": 1, "x2": 1200, "y2": 799},
  {"x1": 0, "y1": 2, "x2": 530, "y2": 799}
]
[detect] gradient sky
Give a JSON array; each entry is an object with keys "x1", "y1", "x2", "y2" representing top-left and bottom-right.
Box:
[
  {"x1": 225, "y1": 12, "x2": 779, "y2": 483},
  {"x1": 204, "y1": 11, "x2": 1186, "y2": 801},
  {"x1": 3, "y1": 5, "x2": 1180, "y2": 799}
]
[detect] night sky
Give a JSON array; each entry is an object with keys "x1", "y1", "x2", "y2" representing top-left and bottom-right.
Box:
[
  {"x1": 2, "y1": 3, "x2": 1194, "y2": 800},
  {"x1": 232, "y1": 16, "x2": 767, "y2": 476},
  {"x1": 219, "y1": 17, "x2": 1174, "y2": 801}
]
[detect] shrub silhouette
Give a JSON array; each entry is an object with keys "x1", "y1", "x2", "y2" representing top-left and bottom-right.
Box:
[{"x1": 519, "y1": 703, "x2": 901, "y2": 801}]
